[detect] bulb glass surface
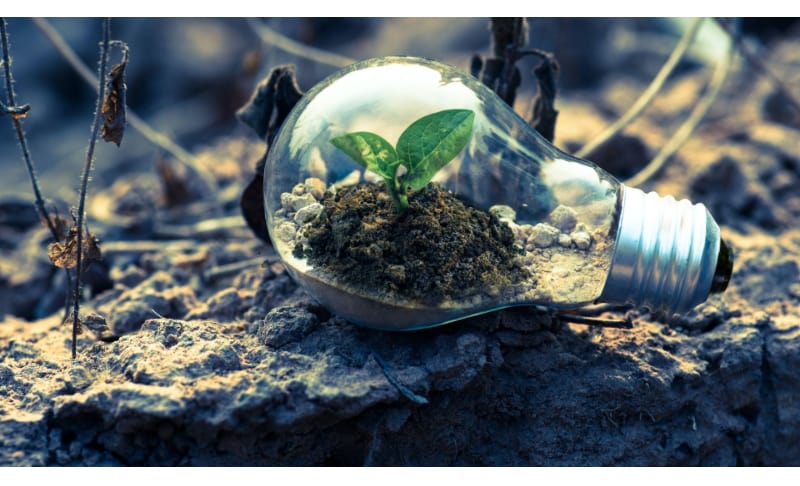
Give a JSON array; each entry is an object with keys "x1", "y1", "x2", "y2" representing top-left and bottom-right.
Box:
[{"x1": 264, "y1": 56, "x2": 728, "y2": 330}]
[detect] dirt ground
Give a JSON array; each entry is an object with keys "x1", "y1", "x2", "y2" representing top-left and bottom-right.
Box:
[{"x1": 1, "y1": 18, "x2": 800, "y2": 466}]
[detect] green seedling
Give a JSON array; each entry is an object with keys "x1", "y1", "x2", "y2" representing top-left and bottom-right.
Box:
[{"x1": 331, "y1": 109, "x2": 475, "y2": 213}]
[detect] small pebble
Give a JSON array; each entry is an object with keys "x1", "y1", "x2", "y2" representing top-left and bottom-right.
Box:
[
  {"x1": 294, "y1": 202, "x2": 323, "y2": 224},
  {"x1": 289, "y1": 193, "x2": 317, "y2": 211},
  {"x1": 274, "y1": 221, "x2": 296, "y2": 243},
  {"x1": 528, "y1": 223, "x2": 560, "y2": 248},
  {"x1": 489, "y1": 205, "x2": 516, "y2": 222},
  {"x1": 280, "y1": 192, "x2": 294, "y2": 211},
  {"x1": 549, "y1": 205, "x2": 578, "y2": 232},
  {"x1": 304, "y1": 178, "x2": 326, "y2": 200},
  {"x1": 571, "y1": 231, "x2": 592, "y2": 250},
  {"x1": 291, "y1": 183, "x2": 306, "y2": 196},
  {"x1": 558, "y1": 233, "x2": 572, "y2": 248}
]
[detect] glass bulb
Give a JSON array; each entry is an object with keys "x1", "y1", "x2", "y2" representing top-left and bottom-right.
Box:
[{"x1": 264, "y1": 57, "x2": 733, "y2": 330}]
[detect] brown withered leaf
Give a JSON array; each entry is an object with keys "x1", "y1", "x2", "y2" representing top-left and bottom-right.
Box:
[
  {"x1": 101, "y1": 59, "x2": 127, "y2": 146},
  {"x1": 48, "y1": 225, "x2": 102, "y2": 271},
  {"x1": 0, "y1": 100, "x2": 30, "y2": 120},
  {"x1": 237, "y1": 66, "x2": 304, "y2": 244}
]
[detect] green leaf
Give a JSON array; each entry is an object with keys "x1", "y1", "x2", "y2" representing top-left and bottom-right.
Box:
[
  {"x1": 330, "y1": 132, "x2": 399, "y2": 180},
  {"x1": 396, "y1": 109, "x2": 475, "y2": 190}
]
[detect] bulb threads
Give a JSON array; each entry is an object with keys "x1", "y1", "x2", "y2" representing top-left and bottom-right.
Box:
[{"x1": 599, "y1": 186, "x2": 722, "y2": 314}]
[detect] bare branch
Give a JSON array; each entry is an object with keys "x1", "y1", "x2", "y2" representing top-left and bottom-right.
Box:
[
  {"x1": 71, "y1": 18, "x2": 111, "y2": 360},
  {"x1": 1, "y1": 17, "x2": 74, "y2": 322},
  {"x1": 247, "y1": 19, "x2": 356, "y2": 68},
  {"x1": 32, "y1": 18, "x2": 215, "y2": 193},
  {"x1": 625, "y1": 35, "x2": 734, "y2": 188},
  {"x1": 1, "y1": 18, "x2": 59, "y2": 240},
  {"x1": 714, "y1": 18, "x2": 800, "y2": 116},
  {"x1": 575, "y1": 18, "x2": 704, "y2": 159}
]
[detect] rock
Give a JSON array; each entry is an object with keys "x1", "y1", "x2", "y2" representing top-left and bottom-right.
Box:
[
  {"x1": 549, "y1": 205, "x2": 578, "y2": 232},
  {"x1": 100, "y1": 271, "x2": 198, "y2": 335},
  {"x1": 304, "y1": 178, "x2": 326, "y2": 200},
  {"x1": 274, "y1": 221, "x2": 297, "y2": 243},
  {"x1": 294, "y1": 203, "x2": 323, "y2": 224},
  {"x1": 558, "y1": 233, "x2": 572, "y2": 248},
  {"x1": 257, "y1": 306, "x2": 319, "y2": 348},
  {"x1": 489, "y1": 205, "x2": 516, "y2": 222},
  {"x1": 291, "y1": 183, "x2": 306, "y2": 196},
  {"x1": 528, "y1": 223, "x2": 560, "y2": 248},
  {"x1": 292, "y1": 193, "x2": 318, "y2": 211},
  {"x1": 571, "y1": 231, "x2": 592, "y2": 250}
]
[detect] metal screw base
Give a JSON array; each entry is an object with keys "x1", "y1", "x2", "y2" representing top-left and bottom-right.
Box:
[{"x1": 599, "y1": 186, "x2": 725, "y2": 314}]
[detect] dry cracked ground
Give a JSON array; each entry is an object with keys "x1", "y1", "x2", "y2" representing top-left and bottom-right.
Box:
[{"x1": 1, "y1": 21, "x2": 800, "y2": 465}]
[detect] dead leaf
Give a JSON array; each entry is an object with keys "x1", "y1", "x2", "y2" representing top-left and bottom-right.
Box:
[
  {"x1": 0, "y1": 100, "x2": 30, "y2": 119},
  {"x1": 48, "y1": 225, "x2": 102, "y2": 271},
  {"x1": 237, "y1": 66, "x2": 304, "y2": 244},
  {"x1": 101, "y1": 58, "x2": 127, "y2": 146}
]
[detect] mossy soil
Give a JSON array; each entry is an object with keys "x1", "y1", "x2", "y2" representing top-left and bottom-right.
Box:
[{"x1": 294, "y1": 183, "x2": 530, "y2": 306}]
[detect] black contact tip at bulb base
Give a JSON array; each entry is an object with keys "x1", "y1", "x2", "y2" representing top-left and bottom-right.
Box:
[{"x1": 710, "y1": 238, "x2": 733, "y2": 294}]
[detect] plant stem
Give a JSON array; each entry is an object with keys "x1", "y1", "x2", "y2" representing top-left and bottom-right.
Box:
[
  {"x1": 1, "y1": 17, "x2": 74, "y2": 322},
  {"x1": 71, "y1": 18, "x2": 111, "y2": 360},
  {"x1": 0, "y1": 19, "x2": 59, "y2": 240},
  {"x1": 387, "y1": 178, "x2": 409, "y2": 214}
]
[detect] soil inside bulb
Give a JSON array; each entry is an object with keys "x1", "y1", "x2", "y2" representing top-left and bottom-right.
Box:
[
  {"x1": 292, "y1": 182, "x2": 531, "y2": 306},
  {"x1": 273, "y1": 175, "x2": 614, "y2": 314}
]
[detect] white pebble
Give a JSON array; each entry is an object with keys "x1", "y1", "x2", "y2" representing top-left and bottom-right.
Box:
[
  {"x1": 528, "y1": 223, "x2": 560, "y2": 248},
  {"x1": 558, "y1": 233, "x2": 572, "y2": 248},
  {"x1": 280, "y1": 192, "x2": 294, "y2": 211},
  {"x1": 549, "y1": 205, "x2": 578, "y2": 232},
  {"x1": 489, "y1": 205, "x2": 516, "y2": 222},
  {"x1": 274, "y1": 221, "x2": 296, "y2": 243},
  {"x1": 572, "y1": 231, "x2": 592, "y2": 250},
  {"x1": 290, "y1": 193, "x2": 317, "y2": 211},
  {"x1": 304, "y1": 178, "x2": 326, "y2": 200},
  {"x1": 291, "y1": 183, "x2": 306, "y2": 196},
  {"x1": 294, "y1": 202, "x2": 323, "y2": 224}
]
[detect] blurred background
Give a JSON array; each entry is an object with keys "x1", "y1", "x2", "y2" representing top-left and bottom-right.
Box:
[{"x1": 0, "y1": 18, "x2": 793, "y2": 203}]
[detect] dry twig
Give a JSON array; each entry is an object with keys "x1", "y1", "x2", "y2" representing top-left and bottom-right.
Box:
[
  {"x1": 70, "y1": 18, "x2": 111, "y2": 359},
  {"x1": 715, "y1": 18, "x2": 800, "y2": 117},
  {"x1": 1, "y1": 17, "x2": 74, "y2": 321},
  {"x1": 32, "y1": 18, "x2": 215, "y2": 194},
  {"x1": 247, "y1": 19, "x2": 355, "y2": 68},
  {"x1": 575, "y1": 18, "x2": 704, "y2": 159},
  {"x1": 625, "y1": 36, "x2": 734, "y2": 187}
]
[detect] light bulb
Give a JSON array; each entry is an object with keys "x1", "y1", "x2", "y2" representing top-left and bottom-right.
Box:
[{"x1": 264, "y1": 57, "x2": 733, "y2": 330}]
